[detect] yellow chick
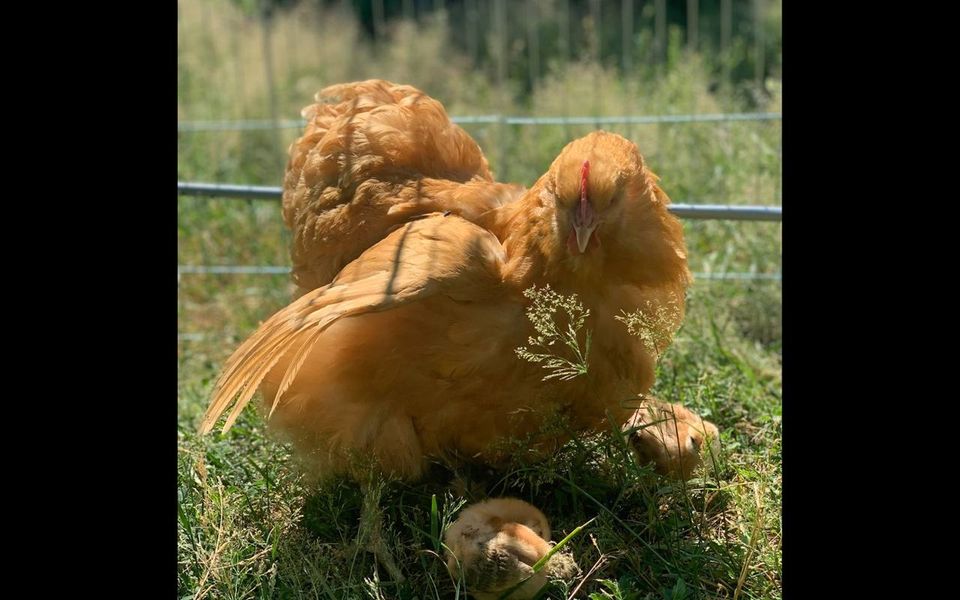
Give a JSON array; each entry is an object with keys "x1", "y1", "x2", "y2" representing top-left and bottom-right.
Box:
[
  {"x1": 444, "y1": 498, "x2": 578, "y2": 599},
  {"x1": 624, "y1": 397, "x2": 721, "y2": 480}
]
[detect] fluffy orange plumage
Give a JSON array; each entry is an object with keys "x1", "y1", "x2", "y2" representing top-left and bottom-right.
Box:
[
  {"x1": 200, "y1": 79, "x2": 691, "y2": 482},
  {"x1": 281, "y1": 80, "x2": 521, "y2": 295}
]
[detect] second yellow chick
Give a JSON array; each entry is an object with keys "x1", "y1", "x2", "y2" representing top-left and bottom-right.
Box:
[{"x1": 444, "y1": 498, "x2": 578, "y2": 599}]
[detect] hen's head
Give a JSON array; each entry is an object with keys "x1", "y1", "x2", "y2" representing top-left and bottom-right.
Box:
[{"x1": 536, "y1": 131, "x2": 689, "y2": 285}]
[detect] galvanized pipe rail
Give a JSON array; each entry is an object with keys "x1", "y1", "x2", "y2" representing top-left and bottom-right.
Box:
[
  {"x1": 177, "y1": 112, "x2": 782, "y2": 132},
  {"x1": 177, "y1": 182, "x2": 782, "y2": 222},
  {"x1": 176, "y1": 265, "x2": 780, "y2": 281}
]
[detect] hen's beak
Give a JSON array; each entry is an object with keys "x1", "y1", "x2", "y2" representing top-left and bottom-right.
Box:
[
  {"x1": 573, "y1": 221, "x2": 598, "y2": 254},
  {"x1": 570, "y1": 158, "x2": 598, "y2": 254},
  {"x1": 573, "y1": 188, "x2": 598, "y2": 254}
]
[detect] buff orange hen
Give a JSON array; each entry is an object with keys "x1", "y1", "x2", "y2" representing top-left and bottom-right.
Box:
[{"x1": 200, "y1": 79, "x2": 692, "y2": 580}]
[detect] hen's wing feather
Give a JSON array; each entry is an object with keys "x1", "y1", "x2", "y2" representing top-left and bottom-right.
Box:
[{"x1": 199, "y1": 214, "x2": 506, "y2": 435}]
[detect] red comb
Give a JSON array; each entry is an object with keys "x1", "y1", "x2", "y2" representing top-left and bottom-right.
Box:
[{"x1": 579, "y1": 160, "x2": 590, "y2": 222}]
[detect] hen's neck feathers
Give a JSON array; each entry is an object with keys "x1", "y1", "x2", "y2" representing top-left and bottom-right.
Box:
[{"x1": 479, "y1": 169, "x2": 690, "y2": 296}]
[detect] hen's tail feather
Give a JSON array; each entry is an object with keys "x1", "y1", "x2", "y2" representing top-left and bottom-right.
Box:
[
  {"x1": 199, "y1": 266, "x2": 436, "y2": 435},
  {"x1": 282, "y1": 79, "x2": 498, "y2": 293},
  {"x1": 200, "y1": 326, "x2": 299, "y2": 435},
  {"x1": 268, "y1": 326, "x2": 325, "y2": 419},
  {"x1": 216, "y1": 331, "x2": 301, "y2": 433},
  {"x1": 200, "y1": 297, "x2": 333, "y2": 434},
  {"x1": 205, "y1": 305, "x2": 312, "y2": 424}
]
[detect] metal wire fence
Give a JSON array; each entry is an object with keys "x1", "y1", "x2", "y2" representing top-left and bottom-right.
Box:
[
  {"x1": 178, "y1": 0, "x2": 782, "y2": 341},
  {"x1": 178, "y1": 112, "x2": 782, "y2": 132},
  {"x1": 176, "y1": 264, "x2": 780, "y2": 280},
  {"x1": 176, "y1": 181, "x2": 782, "y2": 221},
  {"x1": 176, "y1": 182, "x2": 782, "y2": 285}
]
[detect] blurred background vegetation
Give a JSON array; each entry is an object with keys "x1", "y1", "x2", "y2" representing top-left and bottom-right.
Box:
[{"x1": 178, "y1": 0, "x2": 781, "y2": 186}]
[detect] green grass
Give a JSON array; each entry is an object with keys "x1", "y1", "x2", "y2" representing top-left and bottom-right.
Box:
[
  {"x1": 178, "y1": 1, "x2": 781, "y2": 597},
  {"x1": 177, "y1": 277, "x2": 781, "y2": 598}
]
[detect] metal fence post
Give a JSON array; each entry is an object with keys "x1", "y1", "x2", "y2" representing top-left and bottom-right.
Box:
[
  {"x1": 259, "y1": 2, "x2": 283, "y2": 171},
  {"x1": 687, "y1": 0, "x2": 698, "y2": 52}
]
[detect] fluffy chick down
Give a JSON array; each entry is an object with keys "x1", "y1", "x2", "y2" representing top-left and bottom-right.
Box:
[
  {"x1": 624, "y1": 397, "x2": 720, "y2": 480},
  {"x1": 443, "y1": 498, "x2": 579, "y2": 599}
]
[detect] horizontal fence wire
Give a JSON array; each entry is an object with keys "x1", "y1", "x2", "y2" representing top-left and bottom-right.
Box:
[
  {"x1": 177, "y1": 182, "x2": 782, "y2": 221},
  {"x1": 178, "y1": 265, "x2": 290, "y2": 275},
  {"x1": 177, "y1": 112, "x2": 782, "y2": 132},
  {"x1": 178, "y1": 182, "x2": 283, "y2": 200},
  {"x1": 176, "y1": 265, "x2": 780, "y2": 281}
]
